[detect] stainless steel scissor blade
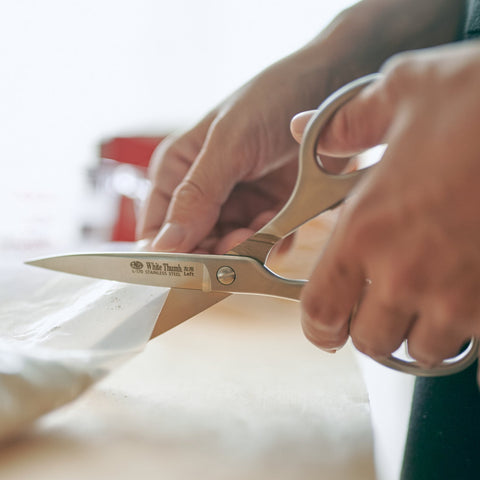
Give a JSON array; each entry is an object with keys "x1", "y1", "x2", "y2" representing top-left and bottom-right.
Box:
[
  {"x1": 26, "y1": 251, "x2": 305, "y2": 299},
  {"x1": 26, "y1": 250, "x2": 305, "y2": 339},
  {"x1": 27, "y1": 251, "x2": 230, "y2": 337},
  {"x1": 150, "y1": 289, "x2": 230, "y2": 338},
  {"x1": 26, "y1": 74, "x2": 479, "y2": 377}
]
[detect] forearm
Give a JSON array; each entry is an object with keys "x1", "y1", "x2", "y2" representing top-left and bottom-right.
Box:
[
  {"x1": 308, "y1": 0, "x2": 467, "y2": 64},
  {"x1": 257, "y1": 0, "x2": 467, "y2": 109}
]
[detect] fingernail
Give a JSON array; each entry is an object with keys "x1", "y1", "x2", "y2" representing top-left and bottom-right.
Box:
[
  {"x1": 321, "y1": 348, "x2": 338, "y2": 354},
  {"x1": 152, "y1": 223, "x2": 186, "y2": 251},
  {"x1": 290, "y1": 117, "x2": 304, "y2": 141},
  {"x1": 290, "y1": 111, "x2": 314, "y2": 139}
]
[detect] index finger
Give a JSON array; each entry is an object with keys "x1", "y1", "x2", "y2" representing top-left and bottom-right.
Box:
[
  {"x1": 136, "y1": 140, "x2": 191, "y2": 240},
  {"x1": 300, "y1": 211, "x2": 367, "y2": 351}
]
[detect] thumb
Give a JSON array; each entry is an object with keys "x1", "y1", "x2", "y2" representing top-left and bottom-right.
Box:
[
  {"x1": 290, "y1": 78, "x2": 395, "y2": 157},
  {"x1": 151, "y1": 131, "x2": 243, "y2": 253}
]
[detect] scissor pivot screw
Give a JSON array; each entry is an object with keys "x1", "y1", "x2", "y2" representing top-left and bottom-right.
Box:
[{"x1": 216, "y1": 266, "x2": 236, "y2": 285}]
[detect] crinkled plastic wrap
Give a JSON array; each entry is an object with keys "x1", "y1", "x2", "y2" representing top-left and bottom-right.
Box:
[{"x1": 0, "y1": 259, "x2": 169, "y2": 440}]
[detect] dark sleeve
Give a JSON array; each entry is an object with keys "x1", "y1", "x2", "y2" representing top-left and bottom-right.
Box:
[
  {"x1": 464, "y1": 0, "x2": 480, "y2": 38},
  {"x1": 400, "y1": 360, "x2": 480, "y2": 479}
]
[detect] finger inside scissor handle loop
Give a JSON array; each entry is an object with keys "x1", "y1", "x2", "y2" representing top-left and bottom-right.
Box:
[
  {"x1": 349, "y1": 295, "x2": 478, "y2": 377},
  {"x1": 303, "y1": 73, "x2": 382, "y2": 174},
  {"x1": 375, "y1": 337, "x2": 479, "y2": 377}
]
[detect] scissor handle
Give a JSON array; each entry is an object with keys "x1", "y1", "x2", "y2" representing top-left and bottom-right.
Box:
[
  {"x1": 264, "y1": 74, "x2": 381, "y2": 236},
  {"x1": 232, "y1": 73, "x2": 479, "y2": 376},
  {"x1": 376, "y1": 338, "x2": 479, "y2": 377},
  {"x1": 232, "y1": 74, "x2": 380, "y2": 263}
]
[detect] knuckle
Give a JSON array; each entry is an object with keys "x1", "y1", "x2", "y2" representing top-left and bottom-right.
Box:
[
  {"x1": 382, "y1": 51, "x2": 438, "y2": 101},
  {"x1": 149, "y1": 136, "x2": 179, "y2": 175},
  {"x1": 172, "y1": 179, "x2": 213, "y2": 208},
  {"x1": 148, "y1": 141, "x2": 195, "y2": 197},
  {"x1": 168, "y1": 179, "x2": 220, "y2": 227},
  {"x1": 301, "y1": 291, "x2": 347, "y2": 333},
  {"x1": 352, "y1": 336, "x2": 387, "y2": 359},
  {"x1": 380, "y1": 52, "x2": 426, "y2": 103},
  {"x1": 406, "y1": 336, "x2": 441, "y2": 366},
  {"x1": 383, "y1": 52, "x2": 413, "y2": 76},
  {"x1": 329, "y1": 257, "x2": 354, "y2": 286},
  {"x1": 382, "y1": 52, "x2": 416, "y2": 87},
  {"x1": 408, "y1": 349, "x2": 440, "y2": 367},
  {"x1": 351, "y1": 323, "x2": 397, "y2": 358},
  {"x1": 407, "y1": 325, "x2": 465, "y2": 366}
]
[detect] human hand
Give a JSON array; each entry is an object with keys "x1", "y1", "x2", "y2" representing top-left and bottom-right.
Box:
[
  {"x1": 291, "y1": 42, "x2": 480, "y2": 376},
  {"x1": 137, "y1": 0, "x2": 457, "y2": 256},
  {"x1": 136, "y1": 49, "x2": 359, "y2": 255},
  {"x1": 136, "y1": 72, "x2": 305, "y2": 254}
]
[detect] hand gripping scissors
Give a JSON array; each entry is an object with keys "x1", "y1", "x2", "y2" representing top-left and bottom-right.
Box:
[{"x1": 28, "y1": 74, "x2": 479, "y2": 377}]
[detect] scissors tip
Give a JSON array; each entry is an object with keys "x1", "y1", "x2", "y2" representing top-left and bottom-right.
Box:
[
  {"x1": 23, "y1": 259, "x2": 43, "y2": 267},
  {"x1": 24, "y1": 257, "x2": 56, "y2": 269}
]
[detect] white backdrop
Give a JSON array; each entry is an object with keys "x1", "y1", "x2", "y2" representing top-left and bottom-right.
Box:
[{"x1": 0, "y1": 0, "x2": 354, "y2": 247}]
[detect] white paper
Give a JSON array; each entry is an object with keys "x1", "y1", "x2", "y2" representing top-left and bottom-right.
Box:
[{"x1": 0, "y1": 258, "x2": 169, "y2": 440}]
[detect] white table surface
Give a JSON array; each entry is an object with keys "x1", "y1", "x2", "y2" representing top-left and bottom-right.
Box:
[
  {"x1": 0, "y1": 217, "x2": 396, "y2": 479},
  {"x1": 0, "y1": 293, "x2": 375, "y2": 480}
]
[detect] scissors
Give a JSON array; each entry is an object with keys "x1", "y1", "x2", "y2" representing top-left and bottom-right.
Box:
[{"x1": 27, "y1": 74, "x2": 479, "y2": 377}]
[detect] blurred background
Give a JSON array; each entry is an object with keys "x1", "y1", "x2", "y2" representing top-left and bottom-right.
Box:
[{"x1": 0, "y1": 0, "x2": 354, "y2": 254}]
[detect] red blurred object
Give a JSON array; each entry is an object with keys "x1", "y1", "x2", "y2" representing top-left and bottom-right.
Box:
[
  {"x1": 111, "y1": 194, "x2": 138, "y2": 242},
  {"x1": 100, "y1": 136, "x2": 164, "y2": 169},
  {"x1": 96, "y1": 136, "x2": 165, "y2": 242}
]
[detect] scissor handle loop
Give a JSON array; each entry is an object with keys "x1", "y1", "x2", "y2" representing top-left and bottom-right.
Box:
[
  {"x1": 244, "y1": 74, "x2": 381, "y2": 262},
  {"x1": 229, "y1": 75, "x2": 380, "y2": 262},
  {"x1": 300, "y1": 73, "x2": 381, "y2": 175},
  {"x1": 236, "y1": 73, "x2": 479, "y2": 376},
  {"x1": 377, "y1": 338, "x2": 479, "y2": 377}
]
